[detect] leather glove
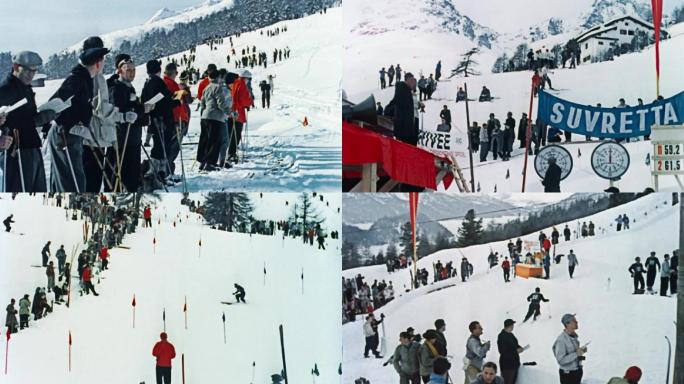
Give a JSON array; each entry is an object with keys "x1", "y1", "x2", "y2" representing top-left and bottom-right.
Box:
[{"x1": 124, "y1": 111, "x2": 138, "y2": 123}]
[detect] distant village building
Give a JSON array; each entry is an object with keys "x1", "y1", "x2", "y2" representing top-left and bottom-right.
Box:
[{"x1": 576, "y1": 15, "x2": 669, "y2": 63}]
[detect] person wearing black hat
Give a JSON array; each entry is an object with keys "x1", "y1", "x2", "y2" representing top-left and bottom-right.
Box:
[
  {"x1": 388, "y1": 72, "x2": 417, "y2": 146},
  {"x1": 106, "y1": 54, "x2": 149, "y2": 192},
  {"x1": 0, "y1": 50, "x2": 55, "y2": 192},
  {"x1": 517, "y1": 113, "x2": 528, "y2": 149},
  {"x1": 434, "y1": 319, "x2": 447, "y2": 356},
  {"x1": 47, "y1": 36, "x2": 109, "y2": 192},
  {"x1": 141, "y1": 59, "x2": 181, "y2": 181},
  {"x1": 497, "y1": 319, "x2": 526, "y2": 384}
]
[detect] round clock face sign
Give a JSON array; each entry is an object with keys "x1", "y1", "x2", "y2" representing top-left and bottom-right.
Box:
[
  {"x1": 591, "y1": 141, "x2": 630, "y2": 180},
  {"x1": 534, "y1": 145, "x2": 573, "y2": 180}
]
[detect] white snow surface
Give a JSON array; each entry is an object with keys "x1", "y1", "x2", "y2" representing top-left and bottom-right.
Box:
[
  {"x1": 344, "y1": 3, "x2": 684, "y2": 192},
  {"x1": 0, "y1": 192, "x2": 342, "y2": 383},
  {"x1": 343, "y1": 193, "x2": 677, "y2": 384},
  {"x1": 31, "y1": 8, "x2": 341, "y2": 192}
]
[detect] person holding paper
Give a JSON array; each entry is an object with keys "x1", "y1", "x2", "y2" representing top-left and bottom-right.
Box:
[
  {"x1": 0, "y1": 51, "x2": 56, "y2": 192},
  {"x1": 47, "y1": 36, "x2": 109, "y2": 192},
  {"x1": 553, "y1": 314, "x2": 586, "y2": 384},
  {"x1": 497, "y1": 319, "x2": 526, "y2": 384},
  {"x1": 106, "y1": 54, "x2": 148, "y2": 192},
  {"x1": 141, "y1": 59, "x2": 181, "y2": 180}
]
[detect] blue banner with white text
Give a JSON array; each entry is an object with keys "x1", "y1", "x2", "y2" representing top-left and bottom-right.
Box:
[{"x1": 537, "y1": 90, "x2": 684, "y2": 138}]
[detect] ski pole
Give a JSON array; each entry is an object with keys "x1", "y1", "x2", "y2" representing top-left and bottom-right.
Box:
[
  {"x1": 140, "y1": 142, "x2": 169, "y2": 192},
  {"x1": 175, "y1": 119, "x2": 188, "y2": 193},
  {"x1": 63, "y1": 144, "x2": 80, "y2": 193},
  {"x1": 156, "y1": 119, "x2": 172, "y2": 178},
  {"x1": 116, "y1": 123, "x2": 132, "y2": 192},
  {"x1": 222, "y1": 312, "x2": 226, "y2": 344},
  {"x1": 12, "y1": 129, "x2": 25, "y2": 192},
  {"x1": 250, "y1": 361, "x2": 255, "y2": 384},
  {"x1": 2, "y1": 145, "x2": 6, "y2": 193},
  {"x1": 181, "y1": 353, "x2": 186, "y2": 384}
]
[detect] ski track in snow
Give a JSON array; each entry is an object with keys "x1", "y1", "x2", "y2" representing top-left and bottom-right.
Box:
[
  {"x1": 342, "y1": 193, "x2": 677, "y2": 384},
  {"x1": 29, "y1": 8, "x2": 342, "y2": 193},
  {"x1": 0, "y1": 193, "x2": 342, "y2": 383}
]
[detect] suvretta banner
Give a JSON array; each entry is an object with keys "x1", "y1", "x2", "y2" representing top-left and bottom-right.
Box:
[{"x1": 537, "y1": 90, "x2": 684, "y2": 138}]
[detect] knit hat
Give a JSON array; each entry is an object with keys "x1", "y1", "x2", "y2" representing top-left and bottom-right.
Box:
[
  {"x1": 146, "y1": 59, "x2": 162, "y2": 75},
  {"x1": 422, "y1": 329, "x2": 438, "y2": 340},
  {"x1": 624, "y1": 366, "x2": 642, "y2": 382},
  {"x1": 114, "y1": 54, "x2": 132, "y2": 69}
]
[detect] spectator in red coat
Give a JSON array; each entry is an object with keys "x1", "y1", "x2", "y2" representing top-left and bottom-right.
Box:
[
  {"x1": 227, "y1": 70, "x2": 254, "y2": 161},
  {"x1": 99, "y1": 247, "x2": 109, "y2": 270},
  {"x1": 144, "y1": 206, "x2": 152, "y2": 227},
  {"x1": 81, "y1": 264, "x2": 98, "y2": 296},
  {"x1": 196, "y1": 64, "x2": 218, "y2": 101},
  {"x1": 153, "y1": 332, "x2": 176, "y2": 384},
  {"x1": 542, "y1": 238, "x2": 552, "y2": 255},
  {"x1": 502, "y1": 257, "x2": 511, "y2": 283},
  {"x1": 532, "y1": 70, "x2": 541, "y2": 98}
]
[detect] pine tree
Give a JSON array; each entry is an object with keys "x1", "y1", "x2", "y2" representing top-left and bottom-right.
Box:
[
  {"x1": 399, "y1": 221, "x2": 414, "y2": 258},
  {"x1": 449, "y1": 48, "x2": 481, "y2": 78},
  {"x1": 290, "y1": 193, "x2": 323, "y2": 229},
  {"x1": 491, "y1": 53, "x2": 509, "y2": 73},
  {"x1": 342, "y1": 241, "x2": 360, "y2": 269},
  {"x1": 202, "y1": 192, "x2": 254, "y2": 232},
  {"x1": 375, "y1": 250, "x2": 385, "y2": 265},
  {"x1": 386, "y1": 242, "x2": 398, "y2": 260},
  {"x1": 456, "y1": 209, "x2": 484, "y2": 247},
  {"x1": 417, "y1": 232, "x2": 432, "y2": 257}
]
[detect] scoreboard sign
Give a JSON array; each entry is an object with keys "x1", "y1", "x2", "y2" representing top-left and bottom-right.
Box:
[{"x1": 651, "y1": 125, "x2": 684, "y2": 184}]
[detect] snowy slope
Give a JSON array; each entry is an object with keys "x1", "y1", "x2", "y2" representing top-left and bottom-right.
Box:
[
  {"x1": 62, "y1": 0, "x2": 235, "y2": 55},
  {"x1": 342, "y1": 193, "x2": 677, "y2": 384},
  {"x1": 344, "y1": 9, "x2": 684, "y2": 192},
  {"x1": 31, "y1": 8, "x2": 341, "y2": 192},
  {"x1": 0, "y1": 193, "x2": 342, "y2": 383}
]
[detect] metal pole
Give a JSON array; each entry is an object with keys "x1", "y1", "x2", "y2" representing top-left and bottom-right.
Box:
[
  {"x1": 521, "y1": 81, "x2": 535, "y2": 192},
  {"x1": 464, "y1": 83, "x2": 475, "y2": 192},
  {"x1": 675, "y1": 192, "x2": 684, "y2": 384},
  {"x1": 279, "y1": 325, "x2": 289, "y2": 384}
]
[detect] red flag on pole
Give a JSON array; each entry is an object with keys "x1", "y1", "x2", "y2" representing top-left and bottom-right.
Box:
[
  {"x1": 132, "y1": 295, "x2": 136, "y2": 328},
  {"x1": 408, "y1": 192, "x2": 419, "y2": 289},
  {"x1": 132, "y1": 295, "x2": 136, "y2": 307},
  {"x1": 68, "y1": 330, "x2": 72, "y2": 372},
  {"x1": 4, "y1": 328, "x2": 9, "y2": 374},
  {"x1": 651, "y1": 0, "x2": 663, "y2": 96},
  {"x1": 5, "y1": 327, "x2": 9, "y2": 341},
  {"x1": 183, "y1": 296, "x2": 188, "y2": 330}
]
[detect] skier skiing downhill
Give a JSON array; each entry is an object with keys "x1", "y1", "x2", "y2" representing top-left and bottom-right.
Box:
[
  {"x1": 4, "y1": 214, "x2": 15, "y2": 232},
  {"x1": 233, "y1": 283, "x2": 246, "y2": 303},
  {"x1": 152, "y1": 332, "x2": 176, "y2": 384},
  {"x1": 644, "y1": 252, "x2": 660, "y2": 293},
  {"x1": 523, "y1": 288, "x2": 549, "y2": 322}
]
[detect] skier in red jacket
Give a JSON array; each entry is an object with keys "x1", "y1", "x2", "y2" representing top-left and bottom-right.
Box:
[
  {"x1": 144, "y1": 206, "x2": 152, "y2": 227},
  {"x1": 99, "y1": 247, "x2": 109, "y2": 270},
  {"x1": 81, "y1": 264, "x2": 98, "y2": 296},
  {"x1": 153, "y1": 332, "x2": 176, "y2": 384},
  {"x1": 502, "y1": 257, "x2": 511, "y2": 283},
  {"x1": 227, "y1": 70, "x2": 254, "y2": 162}
]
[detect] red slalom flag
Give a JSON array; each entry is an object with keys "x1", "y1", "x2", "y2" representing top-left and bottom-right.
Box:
[
  {"x1": 408, "y1": 192, "x2": 419, "y2": 288},
  {"x1": 132, "y1": 295, "x2": 136, "y2": 307},
  {"x1": 183, "y1": 296, "x2": 188, "y2": 330},
  {"x1": 651, "y1": 0, "x2": 663, "y2": 96},
  {"x1": 158, "y1": 218, "x2": 161, "y2": 225},
  {"x1": 4, "y1": 328, "x2": 9, "y2": 374},
  {"x1": 5, "y1": 327, "x2": 9, "y2": 341},
  {"x1": 173, "y1": 221, "x2": 176, "y2": 227},
  {"x1": 68, "y1": 330, "x2": 72, "y2": 372}
]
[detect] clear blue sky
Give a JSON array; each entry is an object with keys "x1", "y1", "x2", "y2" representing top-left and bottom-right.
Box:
[{"x1": 0, "y1": 0, "x2": 201, "y2": 58}]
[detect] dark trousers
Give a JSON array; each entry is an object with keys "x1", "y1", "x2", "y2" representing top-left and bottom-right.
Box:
[
  {"x1": 228, "y1": 121, "x2": 244, "y2": 157},
  {"x1": 262, "y1": 93, "x2": 270, "y2": 108},
  {"x1": 156, "y1": 366, "x2": 171, "y2": 384},
  {"x1": 544, "y1": 265, "x2": 550, "y2": 279},
  {"x1": 660, "y1": 276, "x2": 670, "y2": 296},
  {"x1": 42, "y1": 252, "x2": 48, "y2": 267},
  {"x1": 503, "y1": 268, "x2": 510, "y2": 282},
  {"x1": 421, "y1": 375, "x2": 430, "y2": 384},
  {"x1": 646, "y1": 269, "x2": 657, "y2": 289},
  {"x1": 364, "y1": 336, "x2": 380, "y2": 357},
  {"x1": 564, "y1": 131, "x2": 572, "y2": 142},
  {"x1": 197, "y1": 119, "x2": 224, "y2": 166},
  {"x1": 559, "y1": 368, "x2": 583, "y2": 384},
  {"x1": 84, "y1": 281, "x2": 98, "y2": 296},
  {"x1": 82, "y1": 145, "x2": 107, "y2": 192},
  {"x1": 102, "y1": 259, "x2": 109, "y2": 270},
  {"x1": 671, "y1": 274, "x2": 678, "y2": 294},
  {"x1": 235, "y1": 293, "x2": 245, "y2": 303},
  {"x1": 145, "y1": 218, "x2": 152, "y2": 227},
  {"x1": 399, "y1": 373, "x2": 421, "y2": 384},
  {"x1": 633, "y1": 274, "x2": 645, "y2": 292},
  {"x1": 501, "y1": 368, "x2": 518, "y2": 384},
  {"x1": 19, "y1": 314, "x2": 29, "y2": 329},
  {"x1": 480, "y1": 141, "x2": 489, "y2": 161},
  {"x1": 524, "y1": 304, "x2": 540, "y2": 322},
  {"x1": 569, "y1": 265, "x2": 576, "y2": 278}
]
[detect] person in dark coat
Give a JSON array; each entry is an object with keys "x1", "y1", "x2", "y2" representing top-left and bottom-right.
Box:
[
  {"x1": 4, "y1": 214, "x2": 14, "y2": 232},
  {"x1": 259, "y1": 79, "x2": 271, "y2": 108},
  {"x1": 48, "y1": 37, "x2": 109, "y2": 192},
  {"x1": 523, "y1": 287, "x2": 549, "y2": 322},
  {"x1": 5, "y1": 299, "x2": 18, "y2": 334},
  {"x1": 233, "y1": 283, "x2": 246, "y2": 303},
  {"x1": 106, "y1": 54, "x2": 147, "y2": 192},
  {"x1": 542, "y1": 158, "x2": 561, "y2": 192},
  {"x1": 497, "y1": 319, "x2": 524, "y2": 384},
  {"x1": 563, "y1": 225, "x2": 571, "y2": 242},
  {"x1": 670, "y1": 250, "x2": 678, "y2": 295},
  {"x1": 0, "y1": 51, "x2": 55, "y2": 192},
  {"x1": 644, "y1": 252, "x2": 660, "y2": 292},
  {"x1": 141, "y1": 59, "x2": 181, "y2": 178},
  {"x1": 439, "y1": 105, "x2": 451, "y2": 127},
  {"x1": 390, "y1": 73, "x2": 417, "y2": 145},
  {"x1": 629, "y1": 257, "x2": 646, "y2": 294},
  {"x1": 435, "y1": 61, "x2": 442, "y2": 82},
  {"x1": 434, "y1": 319, "x2": 447, "y2": 356}
]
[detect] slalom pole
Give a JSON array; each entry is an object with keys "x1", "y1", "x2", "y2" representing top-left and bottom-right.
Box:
[
  {"x1": 222, "y1": 312, "x2": 226, "y2": 344},
  {"x1": 175, "y1": 119, "x2": 188, "y2": 194},
  {"x1": 163, "y1": 308, "x2": 166, "y2": 332},
  {"x1": 198, "y1": 235, "x2": 202, "y2": 258},
  {"x1": 12, "y1": 129, "x2": 25, "y2": 192},
  {"x1": 132, "y1": 294, "x2": 136, "y2": 328},
  {"x1": 263, "y1": 262, "x2": 266, "y2": 286},
  {"x1": 2, "y1": 146, "x2": 6, "y2": 193},
  {"x1": 301, "y1": 268, "x2": 304, "y2": 295},
  {"x1": 464, "y1": 83, "x2": 475, "y2": 192},
  {"x1": 184, "y1": 296, "x2": 188, "y2": 330},
  {"x1": 5, "y1": 327, "x2": 9, "y2": 375},
  {"x1": 279, "y1": 325, "x2": 289, "y2": 384},
  {"x1": 250, "y1": 361, "x2": 256, "y2": 384},
  {"x1": 181, "y1": 353, "x2": 186, "y2": 384},
  {"x1": 153, "y1": 230, "x2": 156, "y2": 256},
  {"x1": 68, "y1": 330, "x2": 72, "y2": 372},
  {"x1": 521, "y1": 79, "x2": 535, "y2": 192}
]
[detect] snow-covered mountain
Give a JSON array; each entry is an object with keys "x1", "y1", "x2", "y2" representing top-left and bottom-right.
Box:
[
  {"x1": 580, "y1": 0, "x2": 654, "y2": 29},
  {"x1": 145, "y1": 7, "x2": 180, "y2": 24}
]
